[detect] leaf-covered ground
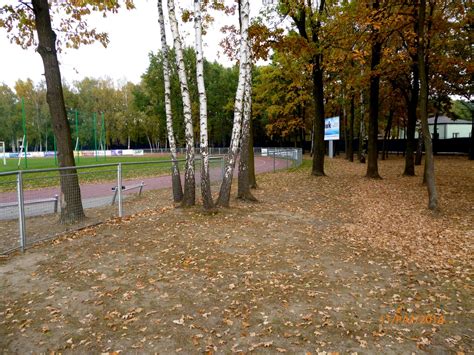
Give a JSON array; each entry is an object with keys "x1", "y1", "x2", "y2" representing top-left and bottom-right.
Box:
[{"x1": 0, "y1": 156, "x2": 472, "y2": 353}]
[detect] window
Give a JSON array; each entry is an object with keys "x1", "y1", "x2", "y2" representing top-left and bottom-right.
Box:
[{"x1": 452, "y1": 133, "x2": 459, "y2": 138}]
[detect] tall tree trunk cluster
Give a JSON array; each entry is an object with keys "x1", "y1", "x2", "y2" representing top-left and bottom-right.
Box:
[
  {"x1": 159, "y1": 0, "x2": 255, "y2": 210},
  {"x1": 157, "y1": 0, "x2": 183, "y2": 203},
  {"x1": 217, "y1": 0, "x2": 251, "y2": 207},
  {"x1": 237, "y1": 43, "x2": 257, "y2": 202},
  {"x1": 167, "y1": 0, "x2": 195, "y2": 207},
  {"x1": 194, "y1": 0, "x2": 214, "y2": 210}
]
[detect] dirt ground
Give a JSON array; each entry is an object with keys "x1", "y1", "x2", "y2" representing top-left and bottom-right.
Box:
[{"x1": 0, "y1": 156, "x2": 472, "y2": 353}]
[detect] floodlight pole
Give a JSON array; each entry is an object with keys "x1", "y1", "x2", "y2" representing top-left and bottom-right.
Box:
[
  {"x1": 22, "y1": 98, "x2": 28, "y2": 168},
  {"x1": 75, "y1": 109, "x2": 80, "y2": 163},
  {"x1": 17, "y1": 171, "x2": 26, "y2": 252},
  {"x1": 93, "y1": 112, "x2": 98, "y2": 162},
  {"x1": 101, "y1": 112, "x2": 106, "y2": 160}
]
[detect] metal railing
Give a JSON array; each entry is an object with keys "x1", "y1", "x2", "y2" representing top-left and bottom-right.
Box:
[{"x1": 0, "y1": 148, "x2": 302, "y2": 255}]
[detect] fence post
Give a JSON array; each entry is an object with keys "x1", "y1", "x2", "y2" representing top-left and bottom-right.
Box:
[
  {"x1": 286, "y1": 150, "x2": 289, "y2": 169},
  {"x1": 117, "y1": 163, "x2": 123, "y2": 218},
  {"x1": 17, "y1": 171, "x2": 26, "y2": 252}
]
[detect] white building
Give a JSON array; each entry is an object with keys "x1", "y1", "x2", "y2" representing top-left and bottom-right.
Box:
[
  {"x1": 399, "y1": 116, "x2": 472, "y2": 139},
  {"x1": 428, "y1": 116, "x2": 472, "y2": 139}
]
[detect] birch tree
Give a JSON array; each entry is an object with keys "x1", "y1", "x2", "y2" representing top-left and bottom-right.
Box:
[
  {"x1": 167, "y1": 0, "x2": 195, "y2": 207},
  {"x1": 237, "y1": 42, "x2": 257, "y2": 201},
  {"x1": 194, "y1": 0, "x2": 214, "y2": 210},
  {"x1": 216, "y1": 0, "x2": 250, "y2": 207},
  {"x1": 157, "y1": 0, "x2": 183, "y2": 203}
]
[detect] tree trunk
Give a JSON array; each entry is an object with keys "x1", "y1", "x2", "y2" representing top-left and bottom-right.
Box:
[
  {"x1": 311, "y1": 56, "x2": 326, "y2": 176},
  {"x1": 403, "y1": 26, "x2": 419, "y2": 176},
  {"x1": 432, "y1": 110, "x2": 439, "y2": 155},
  {"x1": 418, "y1": 0, "x2": 438, "y2": 210},
  {"x1": 366, "y1": 0, "x2": 381, "y2": 179},
  {"x1": 32, "y1": 0, "x2": 85, "y2": 223},
  {"x1": 248, "y1": 117, "x2": 257, "y2": 188},
  {"x1": 194, "y1": 0, "x2": 214, "y2": 210},
  {"x1": 147, "y1": 135, "x2": 153, "y2": 151},
  {"x1": 238, "y1": 53, "x2": 257, "y2": 202},
  {"x1": 415, "y1": 129, "x2": 423, "y2": 165},
  {"x1": 168, "y1": 0, "x2": 195, "y2": 207},
  {"x1": 358, "y1": 91, "x2": 366, "y2": 163},
  {"x1": 347, "y1": 93, "x2": 355, "y2": 162},
  {"x1": 157, "y1": 0, "x2": 183, "y2": 203},
  {"x1": 216, "y1": 0, "x2": 250, "y2": 207},
  {"x1": 343, "y1": 102, "x2": 348, "y2": 158},
  {"x1": 381, "y1": 109, "x2": 393, "y2": 160},
  {"x1": 470, "y1": 109, "x2": 474, "y2": 160}
]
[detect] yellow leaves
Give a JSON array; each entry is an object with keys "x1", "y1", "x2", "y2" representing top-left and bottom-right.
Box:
[
  {"x1": 0, "y1": 158, "x2": 472, "y2": 352},
  {"x1": 1, "y1": 1, "x2": 133, "y2": 51},
  {"x1": 223, "y1": 318, "x2": 233, "y2": 326},
  {"x1": 181, "y1": 10, "x2": 192, "y2": 23}
]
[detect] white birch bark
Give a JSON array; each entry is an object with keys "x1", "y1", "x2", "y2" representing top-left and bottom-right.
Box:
[
  {"x1": 157, "y1": 0, "x2": 183, "y2": 203},
  {"x1": 216, "y1": 0, "x2": 250, "y2": 207},
  {"x1": 167, "y1": 0, "x2": 195, "y2": 206},
  {"x1": 237, "y1": 42, "x2": 256, "y2": 201},
  {"x1": 194, "y1": 0, "x2": 214, "y2": 209}
]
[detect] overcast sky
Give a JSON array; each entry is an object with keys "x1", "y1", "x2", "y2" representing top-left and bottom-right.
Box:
[{"x1": 0, "y1": 1, "x2": 265, "y2": 89}]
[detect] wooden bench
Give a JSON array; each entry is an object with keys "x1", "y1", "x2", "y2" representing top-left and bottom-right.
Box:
[
  {"x1": 0, "y1": 194, "x2": 59, "y2": 213},
  {"x1": 111, "y1": 182, "x2": 145, "y2": 205}
]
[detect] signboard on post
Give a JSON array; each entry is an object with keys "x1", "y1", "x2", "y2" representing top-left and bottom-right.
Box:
[
  {"x1": 324, "y1": 116, "x2": 340, "y2": 141},
  {"x1": 324, "y1": 116, "x2": 339, "y2": 158}
]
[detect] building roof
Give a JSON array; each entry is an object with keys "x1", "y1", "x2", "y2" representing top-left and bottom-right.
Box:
[{"x1": 428, "y1": 115, "x2": 471, "y2": 124}]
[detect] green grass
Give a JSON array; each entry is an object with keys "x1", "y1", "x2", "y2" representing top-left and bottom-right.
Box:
[
  {"x1": 0, "y1": 155, "x2": 174, "y2": 173},
  {"x1": 289, "y1": 156, "x2": 312, "y2": 172}
]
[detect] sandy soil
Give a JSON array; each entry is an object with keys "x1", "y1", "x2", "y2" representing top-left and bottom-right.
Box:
[{"x1": 0, "y1": 156, "x2": 472, "y2": 353}]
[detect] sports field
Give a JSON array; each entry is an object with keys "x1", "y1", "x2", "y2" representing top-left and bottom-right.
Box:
[
  {"x1": 0, "y1": 155, "x2": 178, "y2": 173},
  {"x1": 0, "y1": 154, "x2": 221, "y2": 192}
]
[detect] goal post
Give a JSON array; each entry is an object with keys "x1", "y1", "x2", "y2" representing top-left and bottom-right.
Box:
[{"x1": 0, "y1": 141, "x2": 6, "y2": 166}]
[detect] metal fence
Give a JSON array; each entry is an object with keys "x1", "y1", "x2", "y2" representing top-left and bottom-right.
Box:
[{"x1": 0, "y1": 148, "x2": 302, "y2": 255}]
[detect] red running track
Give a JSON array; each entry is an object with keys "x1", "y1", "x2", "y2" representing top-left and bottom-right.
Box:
[{"x1": 0, "y1": 156, "x2": 289, "y2": 204}]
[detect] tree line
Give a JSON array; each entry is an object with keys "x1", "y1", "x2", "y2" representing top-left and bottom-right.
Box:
[
  {"x1": 0, "y1": 53, "x2": 240, "y2": 152},
  {"x1": 1, "y1": 0, "x2": 472, "y2": 220},
  {"x1": 250, "y1": 0, "x2": 472, "y2": 210}
]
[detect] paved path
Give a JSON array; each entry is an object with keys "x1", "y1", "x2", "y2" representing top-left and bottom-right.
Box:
[{"x1": 0, "y1": 156, "x2": 289, "y2": 219}]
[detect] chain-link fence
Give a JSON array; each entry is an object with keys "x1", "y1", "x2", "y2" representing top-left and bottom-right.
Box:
[{"x1": 0, "y1": 148, "x2": 301, "y2": 254}]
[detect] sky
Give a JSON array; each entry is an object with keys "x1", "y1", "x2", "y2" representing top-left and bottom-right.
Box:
[{"x1": 0, "y1": 1, "x2": 265, "y2": 89}]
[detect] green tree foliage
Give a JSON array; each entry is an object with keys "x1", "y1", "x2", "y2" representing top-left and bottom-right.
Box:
[
  {"x1": 451, "y1": 100, "x2": 473, "y2": 121},
  {"x1": 139, "y1": 48, "x2": 238, "y2": 148},
  {"x1": 253, "y1": 49, "x2": 313, "y2": 145},
  {"x1": 0, "y1": 84, "x2": 19, "y2": 150}
]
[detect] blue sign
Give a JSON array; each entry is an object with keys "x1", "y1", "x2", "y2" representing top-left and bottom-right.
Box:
[{"x1": 324, "y1": 116, "x2": 340, "y2": 141}]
